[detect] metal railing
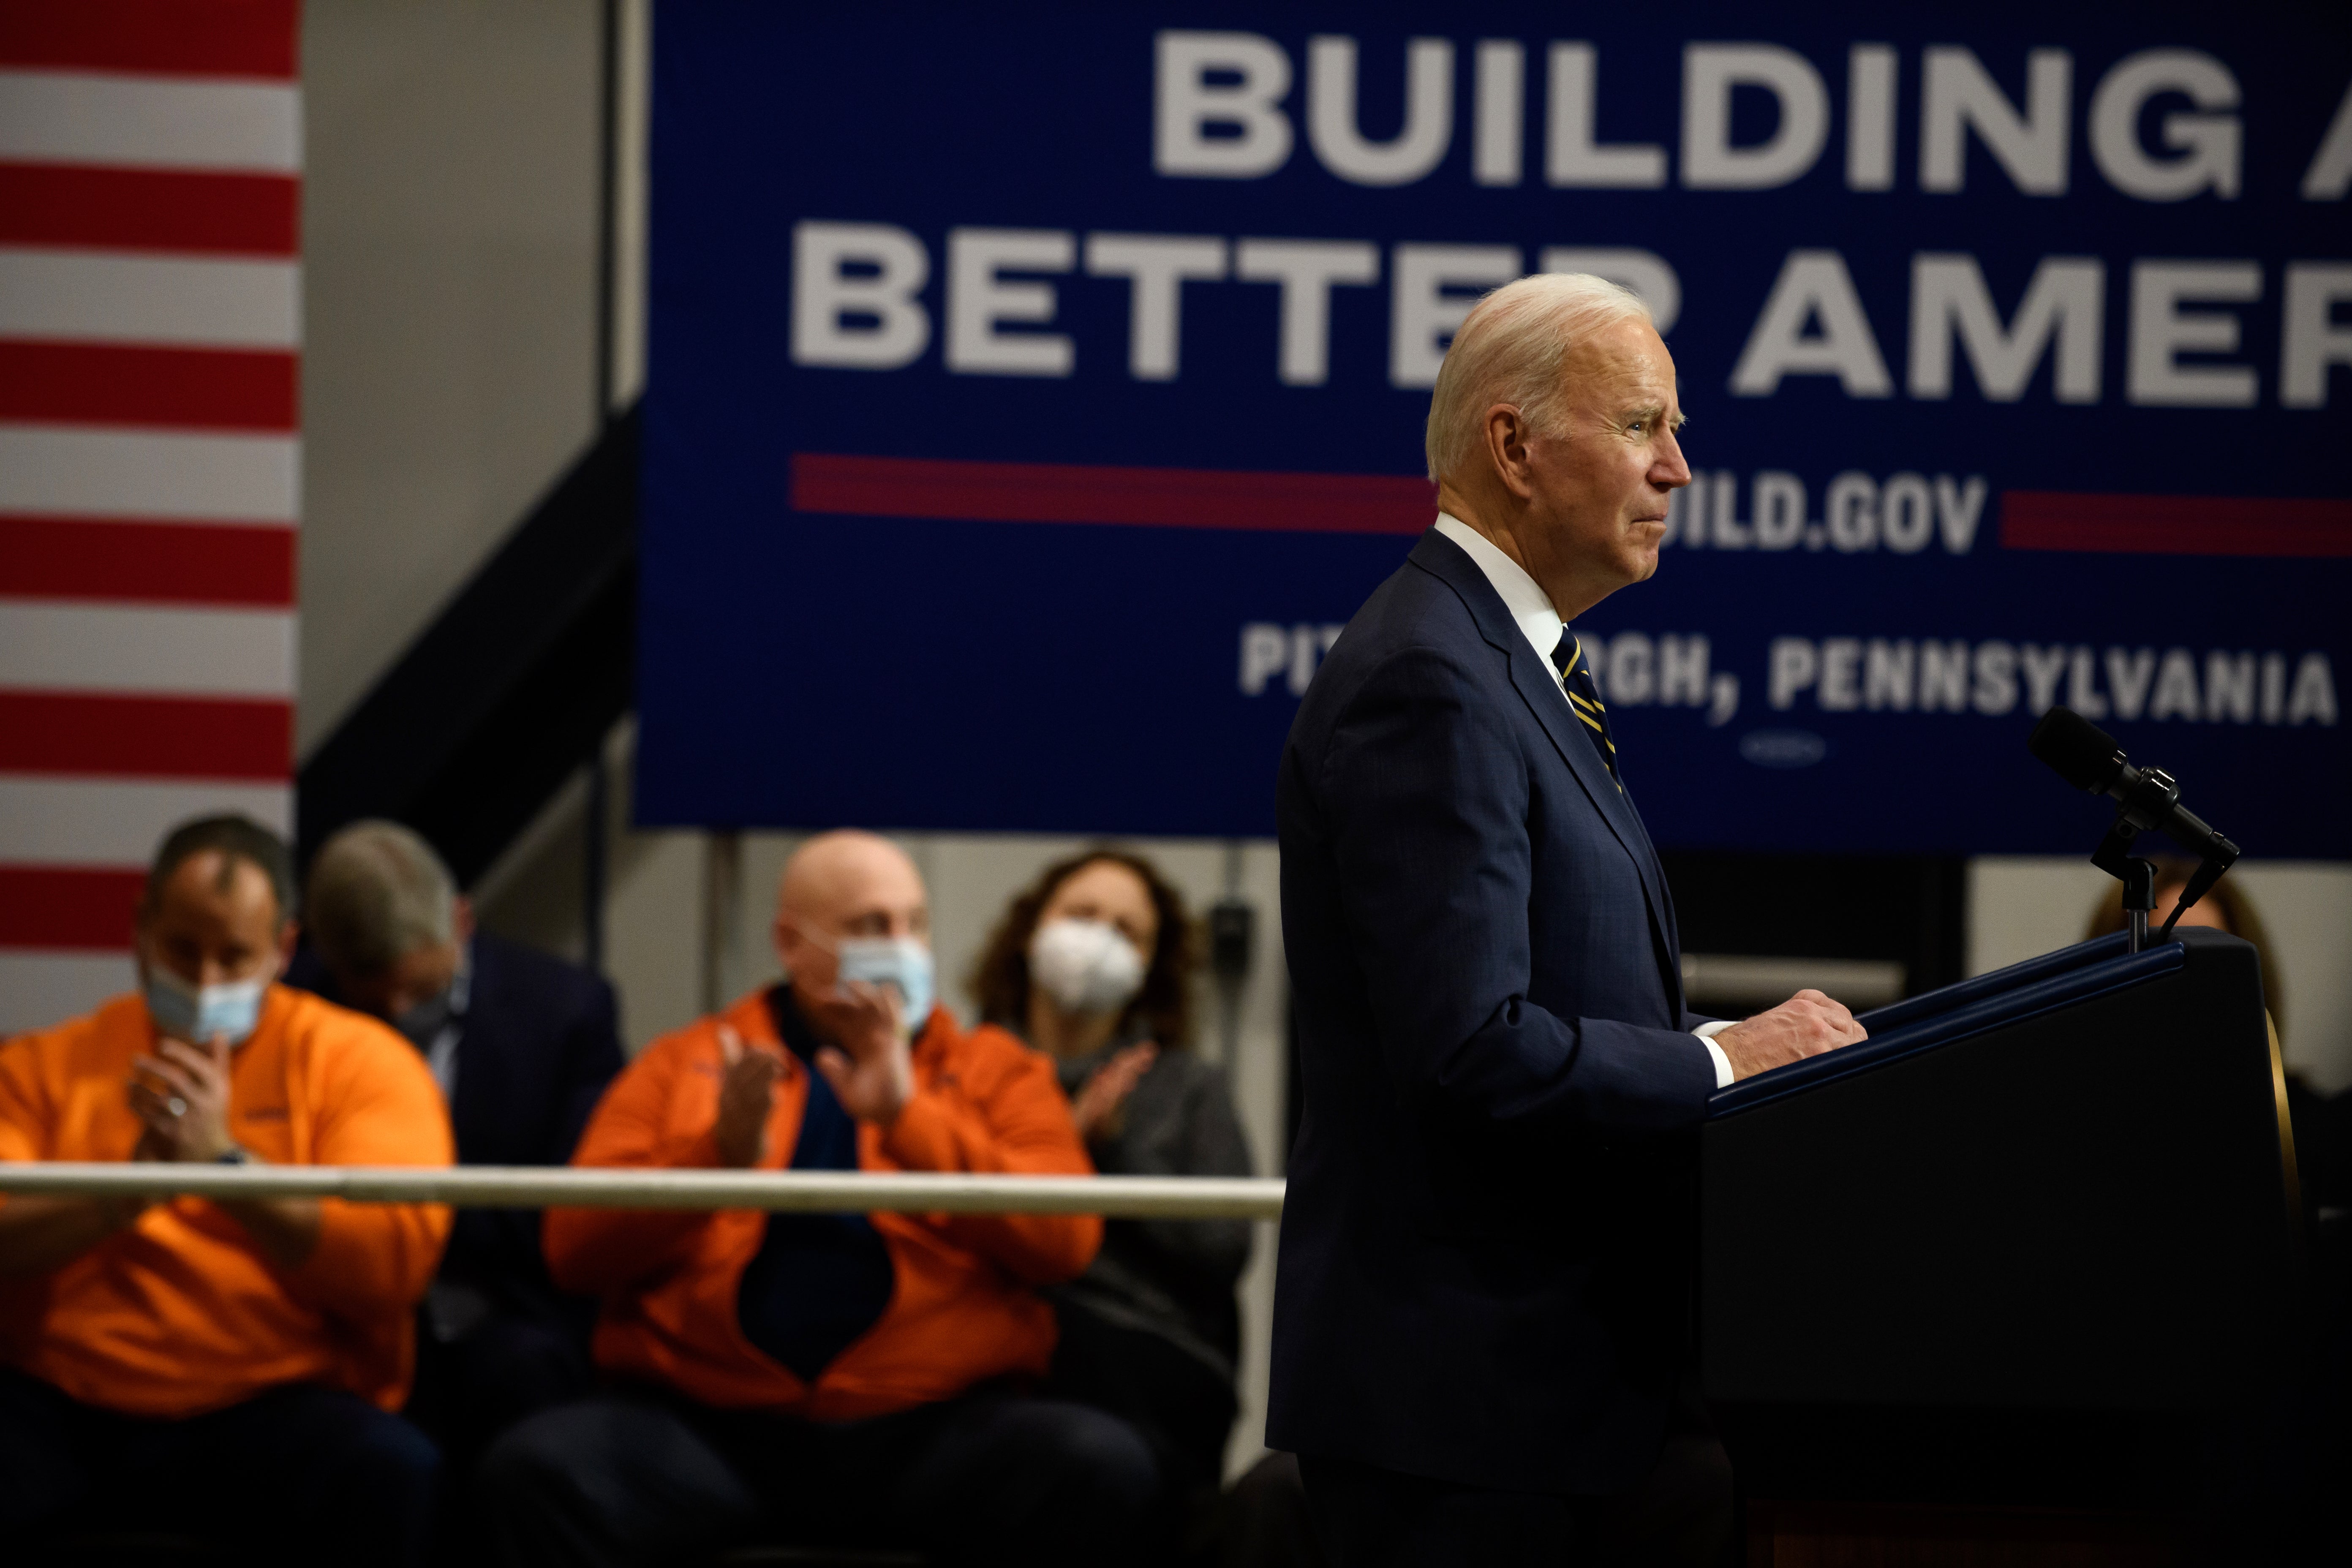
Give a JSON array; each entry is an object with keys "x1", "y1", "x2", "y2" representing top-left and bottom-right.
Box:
[{"x1": 0, "y1": 1164, "x2": 1287, "y2": 1220}]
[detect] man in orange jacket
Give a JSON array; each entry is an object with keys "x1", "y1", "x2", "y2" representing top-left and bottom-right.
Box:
[
  {"x1": 0, "y1": 815, "x2": 455, "y2": 1568},
  {"x1": 481, "y1": 831, "x2": 1157, "y2": 1567}
]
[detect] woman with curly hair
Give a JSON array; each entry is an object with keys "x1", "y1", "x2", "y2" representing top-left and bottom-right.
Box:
[{"x1": 970, "y1": 849, "x2": 1255, "y2": 1546}]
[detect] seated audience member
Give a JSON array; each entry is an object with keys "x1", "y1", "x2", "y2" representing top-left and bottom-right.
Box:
[
  {"x1": 294, "y1": 819, "x2": 625, "y2": 1461},
  {"x1": 0, "y1": 815, "x2": 453, "y2": 1568},
  {"x1": 970, "y1": 850, "x2": 1255, "y2": 1543},
  {"x1": 482, "y1": 830, "x2": 1156, "y2": 1567}
]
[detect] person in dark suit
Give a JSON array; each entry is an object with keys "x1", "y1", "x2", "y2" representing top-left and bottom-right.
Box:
[
  {"x1": 1269, "y1": 274, "x2": 1867, "y2": 1566},
  {"x1": 292, "y1": 821, "x2": 625, "y2": 1474}
]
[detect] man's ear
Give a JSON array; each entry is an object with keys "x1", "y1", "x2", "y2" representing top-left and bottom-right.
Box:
[
  {"x1": 277, "y1": 918, "x2": 299, "y2": 969},
  {"x1": 1482, "y1": 404, "x2": 1537, "y2": 501},
  {"x1": 452, "y1": 895, "x2": 476, "y2": 945}
]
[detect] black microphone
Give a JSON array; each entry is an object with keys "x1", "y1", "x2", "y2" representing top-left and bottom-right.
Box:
[
  {"x1": 2028, "y1": 707, "x2": 2240, "y2": 936},
  {"x1": 2027, "y1": 705, "x2": 2130, "y2": 794}
]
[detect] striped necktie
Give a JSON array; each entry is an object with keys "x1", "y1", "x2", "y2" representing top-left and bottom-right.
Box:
[{"x1": 1550, "y1": 629, "x2": 1621, "y2": 789}]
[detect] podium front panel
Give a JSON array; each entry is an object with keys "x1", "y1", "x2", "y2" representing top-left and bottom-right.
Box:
[{"x1": 1701, "y1": 928, "x2": 2293, "y2": 1412}]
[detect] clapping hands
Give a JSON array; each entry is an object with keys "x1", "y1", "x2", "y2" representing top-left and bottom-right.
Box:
[{"x1": 1070, "y1": 1042, "x2": 1157, "y2": 1143}]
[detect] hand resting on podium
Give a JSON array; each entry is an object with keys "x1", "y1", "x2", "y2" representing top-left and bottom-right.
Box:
[{"x1": 1713, "y1": 990, "x2": 1867, "y2": 1081}]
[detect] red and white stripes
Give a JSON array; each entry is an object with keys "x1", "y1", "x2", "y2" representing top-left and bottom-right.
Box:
[{"x1": 0, "y1": 1, "x2": 302, "y2": 1032}]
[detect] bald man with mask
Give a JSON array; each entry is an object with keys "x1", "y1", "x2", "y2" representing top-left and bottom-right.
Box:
[{"x1": 482, "y1": 832, "x2": 1157, "y2": 1568}]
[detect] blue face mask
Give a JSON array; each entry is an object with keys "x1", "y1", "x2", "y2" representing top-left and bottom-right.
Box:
[
  {"x1": 835, "y1": 936, "x2": 935, "y2": 1032},
  {"x1": 143, "y1": 963, "x2": 270, "y2": 1046}
]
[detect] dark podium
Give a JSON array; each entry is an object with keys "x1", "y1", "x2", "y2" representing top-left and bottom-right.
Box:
[{"x1": 1701, "y1": 926, "x2": 2300, "y2": 1557}]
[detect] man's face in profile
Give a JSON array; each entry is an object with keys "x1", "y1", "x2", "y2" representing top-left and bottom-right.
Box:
[
  {"x1": 332, "y1": 937, "x2": 462, "y2": 1024},
  {"x1": 1517, "y1": 318, "x2": 1689, "y2": 595}
]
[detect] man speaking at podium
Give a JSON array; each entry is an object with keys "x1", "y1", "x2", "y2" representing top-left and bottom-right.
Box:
[{"x1": 1269, "y1": 275, "x2": 1866, "y2": 1565}]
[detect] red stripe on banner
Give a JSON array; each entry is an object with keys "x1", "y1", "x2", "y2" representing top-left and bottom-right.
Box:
[
  {"x1": 0, "y1": 0, "x2": 299, "y2": 79},
  {"x1": 0, "y1": 340, "x2": 297, "y2": 432},
  {"x1": 793, "y1": 454, "x2": 1436, "y2": 535},
  {"x1": 2002, "y1": 493, "x2": 2352, "y2": 557},
  {"x1": 0, "y1": 516, "x2": 296, "y2": 606},
  {"x1": 0, "y1": 866, "x2": 146, "y2": 951},
  {"x1": 0, "y1": 162, "x2": 299, "y2": 256},
  {"x1": 0, "y1": 690, "x2": 290, "y2": 781}
]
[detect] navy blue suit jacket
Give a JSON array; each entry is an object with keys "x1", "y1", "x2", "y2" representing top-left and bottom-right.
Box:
[
  {"x1": 1268, "y1": 528, "x2": 1719, "y2": 1496},
  {"x1": 289, "y1": 932, "x2": 623, "y2": 1325}
]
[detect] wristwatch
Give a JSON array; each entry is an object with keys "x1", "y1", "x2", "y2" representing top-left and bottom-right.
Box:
[{"x1": 214, "y1": 1146, "x2": 254, "y2": 1165}]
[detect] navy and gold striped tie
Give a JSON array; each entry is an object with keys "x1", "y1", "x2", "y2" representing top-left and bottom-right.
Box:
[{"x1": 1549, "y1": 629, "x2": 1621, "y2": 790}]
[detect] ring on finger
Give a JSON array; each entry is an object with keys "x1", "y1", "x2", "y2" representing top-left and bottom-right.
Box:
[{"x1": 166, "y1": 1095, "x2": 188, "y2": 1117}]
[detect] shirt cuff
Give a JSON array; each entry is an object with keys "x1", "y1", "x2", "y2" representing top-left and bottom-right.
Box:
[{"x1": 1692, "y1": 1020, "x2": 1735, "y2": 1089}]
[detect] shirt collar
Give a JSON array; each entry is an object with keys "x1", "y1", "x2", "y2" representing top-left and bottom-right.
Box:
[
  {"x1": 424, "y1": 942, "x2": 472, "y2": 1103},
  {"x1": 449, "y1": 938, "x2": 473, "y2": 1016},
  {"x1": 1432, "y1": 513, "x2": 1565, "y2": 678},
  {"x1": 765, "y1": 983, "x2": 823, "y2": 1067}
]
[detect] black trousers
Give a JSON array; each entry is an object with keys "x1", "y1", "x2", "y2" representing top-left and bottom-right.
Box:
[
  {"x1": 0, "y1": 1369, "x2": 440, "y2": 1568},
  {"x1": 1298, "y1": 1394, "x2": 1732, "y2": 1568},
  {"x1": 1048, "y1": 1300, "x2": 1238, "y2": 1497},
  {"x1": 479, "y1": 1383, "x2": 1160, "y2": 1568},
  {"x1": 407, "y1": 1306, "x2": 594, "y2": 1460},
  {"x1": 406, "y1": 1304, "x2": 597, "y2": 1565}
]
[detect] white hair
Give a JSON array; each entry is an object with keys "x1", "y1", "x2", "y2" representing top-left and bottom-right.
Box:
[
  {"x1": 305, "y1": 819, "x2": 457, "y2": 976},
  {"x1": 1424, "y1": 272, "x2": 1655, "y2": 482}
]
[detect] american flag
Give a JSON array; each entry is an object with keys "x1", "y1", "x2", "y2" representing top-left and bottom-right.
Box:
[{"x1": 0, "y1": 0, "x2": 302, "y2": 1034}]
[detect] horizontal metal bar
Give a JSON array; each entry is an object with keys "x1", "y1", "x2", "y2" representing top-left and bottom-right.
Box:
[{"x1": 0, "y1": 1163, "x2": 1287, "y2": 1220}]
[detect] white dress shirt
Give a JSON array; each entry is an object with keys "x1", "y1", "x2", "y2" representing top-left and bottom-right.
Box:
[
  {"x1": 422, "y1": 943, "x2": 473, "y2": 1101},
  {"x1": 1432, "y1": 514, "x2": 1735, "y2": 1090}
]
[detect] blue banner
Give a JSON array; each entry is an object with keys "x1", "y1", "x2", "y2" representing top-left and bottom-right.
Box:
[{"x1": 636, "y1": 1, "x2": 2352, "y2": 857}]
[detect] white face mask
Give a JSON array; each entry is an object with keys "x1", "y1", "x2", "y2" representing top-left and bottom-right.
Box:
[
  {"x1": 1028, "y1": 918, "x2": 1147, "y2": 1018},
  {"x1": 835, "y1": 935, "x2": 936, "y2": 1032},
  {"x1": 141, "y1": 956, "x2": 272, "y2": 1046},
  {"x1": 784, "y1": 914, "x2": 936, "y2": 1034}
]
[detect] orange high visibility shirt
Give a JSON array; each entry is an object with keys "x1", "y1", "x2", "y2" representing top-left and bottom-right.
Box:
[
  {"x1": 0, "y1": 987, "x2": 454, "y2": 1417},
  {"x1": 547, "y1": 993, "x2": 1100, "y2": 1422}
]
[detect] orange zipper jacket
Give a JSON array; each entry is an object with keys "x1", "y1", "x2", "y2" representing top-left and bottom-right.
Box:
[
  {"x1": 0, "y1": 988, "x2": 454, "y2": 1416},
  {"x1": 545, "y1": 992, "x2": 1099, "y2": 1421}
]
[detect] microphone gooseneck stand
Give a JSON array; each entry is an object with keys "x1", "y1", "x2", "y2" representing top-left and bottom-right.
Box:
[
  {"x1": 2030, "y1": 707, "x2": 2242, "y2": 955},
  {"x1": 2082, "y1": 759, "x2": 2238, "y2": 953}
]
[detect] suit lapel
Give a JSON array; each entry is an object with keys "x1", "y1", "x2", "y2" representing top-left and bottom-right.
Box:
[
  {"x1": 1506, "y1": 645, "x2": 1684, "y2": 995},
  {"x1": 1410, "y1": 531, "x2": 1687, "y2": 1015}
]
